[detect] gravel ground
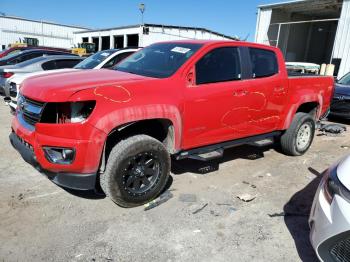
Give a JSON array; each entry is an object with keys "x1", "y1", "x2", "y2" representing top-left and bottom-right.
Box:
[{"x1": 0, "y1": 103, "x2": 349, "y2": 262}]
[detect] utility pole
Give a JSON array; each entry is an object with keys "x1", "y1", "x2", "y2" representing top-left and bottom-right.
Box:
[{"x1": 139, "y1": 3, "x2": 145, "y2": 25}]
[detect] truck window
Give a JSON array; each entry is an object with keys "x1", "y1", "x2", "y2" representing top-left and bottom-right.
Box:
[
  {"x1": 249, "y1": 48, "x2": 278, "y2": 78},
  {"x1": 196, "y1": 47, "x2": 241, "y2": 85}
]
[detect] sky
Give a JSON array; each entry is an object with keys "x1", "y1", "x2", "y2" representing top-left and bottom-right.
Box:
[{"x1": 0, "y1": 0, "x2": 279, "y2": 41}]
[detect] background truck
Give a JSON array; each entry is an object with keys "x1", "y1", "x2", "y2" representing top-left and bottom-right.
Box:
[{"x1": 10, "y1": 40, "x2": 334, "y2": 207}]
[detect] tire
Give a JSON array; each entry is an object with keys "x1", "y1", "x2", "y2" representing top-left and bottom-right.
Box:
[
  {"x1": 280, "y1": 112, "x2": 315, "y2": 156},
  {"x1": 100, "y1": 135, "x2": 170, "y2": 207}
]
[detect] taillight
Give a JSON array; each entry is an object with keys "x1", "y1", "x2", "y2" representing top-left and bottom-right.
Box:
[{"x1": 1, "y1": 72, "x2": 14, "y2": 78}]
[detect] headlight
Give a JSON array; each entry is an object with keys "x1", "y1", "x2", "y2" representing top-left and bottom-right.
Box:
[
  {"x1": 323, "y1": 167, "x2": 350, "y2": 203},
  {"x1": 40, "y1": 101, "x2": 96, "y2": 124}
]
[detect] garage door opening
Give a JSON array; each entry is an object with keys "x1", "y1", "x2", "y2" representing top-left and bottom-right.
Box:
[
  {"x1": 268, "y1": 20, "x2": 338, "y2": 65},
  {"x1": 263, "y1": 0, "x2": 342, "y2": 70},
  {"x1": 101, "y1": 36, "x2": 110, "y2": 50},
  {"x1": 114, "y1": 35, "x2": 124, "y2": 48},
  {"x1": 127, "y1": 34, "x2": 139, "y2": 47},
  {"x1": 92, "y1": 37, "x2": 99, "y2": 52}
]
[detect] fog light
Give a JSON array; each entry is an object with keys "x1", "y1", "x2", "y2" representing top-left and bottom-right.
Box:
[{"x1": 43, "y1": 147, "x2": 75, "y2": 164}]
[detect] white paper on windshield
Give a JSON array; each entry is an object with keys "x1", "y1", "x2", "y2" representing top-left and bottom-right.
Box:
[
  {"x1": 171, "y1": 47, "x2": 191, "y2": 54},
  {"x1": 101, "y1": 52, "x2": 110, "y2": 57}
]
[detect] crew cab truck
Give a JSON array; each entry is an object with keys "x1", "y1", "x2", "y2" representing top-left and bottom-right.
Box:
[{"x1": 10, "y1": 40, "x2": 334, "y2": 207}]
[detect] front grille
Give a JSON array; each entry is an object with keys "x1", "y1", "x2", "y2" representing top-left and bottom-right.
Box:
[
  {"x1": 12, "y1": 131, "x2": 34, "y2": 151},
  {"x1": 18, "y1": 95, "x2": 45, "y2": 126},
  {"x1": 330, "y1": 236, "x2": 350, "y2": 262},
  {"x1": 9, "y1": 82, "x2": 17, "y2": 98}
]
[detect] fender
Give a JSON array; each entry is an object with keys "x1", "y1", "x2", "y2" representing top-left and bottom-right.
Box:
[
  {"x1": 281, "y1": 93, "x2": 323, "y2": 130},
  {"x1": 94, "y1": 104, "x2": 183, "y2": 150},
  {"x1": 69, "y1": 83, "x2": 184, "y2": 151}
]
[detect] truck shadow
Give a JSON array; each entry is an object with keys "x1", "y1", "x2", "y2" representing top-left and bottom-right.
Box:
[
  {"x1": 59, "y1": 175, "x2": 174, "y2": 200},
  {"x1": 60, "y1": 187, "x2": 106, "y2": 200},
  {"x1": 283, "y1": 167, "x2": 322, "y2": 262},
  {"x1": 171, "y1": 144, "x2": 275, "y2": 175}
]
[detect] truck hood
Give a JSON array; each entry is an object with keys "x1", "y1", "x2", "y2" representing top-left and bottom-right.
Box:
[
  {"x1": 334, "y1": 83, "x2": 350, "y2": 95},
  {"x1": 21, "y1": 69, "x2": 147, "y2": 101}
]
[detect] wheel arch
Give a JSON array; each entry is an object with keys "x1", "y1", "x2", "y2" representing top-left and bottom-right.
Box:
[
  {"x1": 282, "y1": 101, "x2": 320, "y2": 130},
  {"x1": 99, "y1": 118, "x2": 178, "y2": 174}
]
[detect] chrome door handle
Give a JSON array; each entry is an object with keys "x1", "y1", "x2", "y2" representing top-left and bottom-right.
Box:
[
  {"x1": 233, "y1": 90, "x2": 249, "y2": 96},
  {"x1": 274, "y1": 87, "x2": 285, "y2": 92}
]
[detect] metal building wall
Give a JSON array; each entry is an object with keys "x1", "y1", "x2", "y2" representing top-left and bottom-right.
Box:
[
  {"x1": 255, "y1": 8, "x2": 272, "y2": 44},
  {"x1": 74, "y1": 27, "x2": 141, "y2": 50},
  {"x1": 74, "y1": 25, "x2": 234, "y2": 51},
  {"x1": 0, "y1": 16, "x2": 85, "y2": 50},
  {"x1": 333, "y1": 0, "x2": 350, "y2": 78},
  {"x1": 142, "y1": 26, "x2": 232, "y2": 47}
]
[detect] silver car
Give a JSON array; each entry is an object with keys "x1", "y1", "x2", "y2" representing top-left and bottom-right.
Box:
[
  {"x1": 309, "y1": 155, "x2": 350, "y2": 261},
  {"x1": 0, "y1": 55, "x2": 83, "y2": 96}
]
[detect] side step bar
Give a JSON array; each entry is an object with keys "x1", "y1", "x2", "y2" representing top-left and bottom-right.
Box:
[{"x1": 176, "y1": 131, "x2": 281, "y2": 161}]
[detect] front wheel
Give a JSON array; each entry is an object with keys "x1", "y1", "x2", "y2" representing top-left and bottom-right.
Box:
[
  {"x1": 100, "y1": 135, "x2": 171, "y2": 207},
  {"x1": 280, "y1": 112, "x2": 315, "y2": 156}
]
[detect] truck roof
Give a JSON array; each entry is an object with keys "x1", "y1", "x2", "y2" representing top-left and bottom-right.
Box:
[{"x1": 154, "y1": 40, "x2": 279, "y2": 51}]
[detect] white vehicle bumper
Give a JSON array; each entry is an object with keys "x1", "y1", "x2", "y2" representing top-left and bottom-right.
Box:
[{"x1": 309, "y1": 168, "x2": 350, "y2": 261}]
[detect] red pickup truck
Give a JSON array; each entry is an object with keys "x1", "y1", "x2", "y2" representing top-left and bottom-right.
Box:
[{"x1": 10, "y1": 40, "x2": 334, "y2": 207}]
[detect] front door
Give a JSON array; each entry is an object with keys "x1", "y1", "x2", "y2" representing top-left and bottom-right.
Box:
[{"x1": 182, "y1": 46, "x2": 251, "y2": 149}]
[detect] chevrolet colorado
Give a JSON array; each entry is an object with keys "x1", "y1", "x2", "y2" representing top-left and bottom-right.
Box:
[{"x1": 10, "y1": 40, "x2": 334, "y2": 207}]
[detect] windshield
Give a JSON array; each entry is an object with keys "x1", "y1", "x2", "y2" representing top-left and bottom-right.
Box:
[
  {"x1": 115, "y1": 43, "x2": 202, "y2": 78},
  {"x1": 339, "y1": 72, "x2": 350, "y2": 85},
  {"x1": 74, "y1": 50, "x2": 115, "y2": 69}
]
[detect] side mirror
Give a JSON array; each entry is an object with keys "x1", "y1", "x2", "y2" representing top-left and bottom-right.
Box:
[{"x1": 186, "y1": 67, "x2": 196, "y2": 87}]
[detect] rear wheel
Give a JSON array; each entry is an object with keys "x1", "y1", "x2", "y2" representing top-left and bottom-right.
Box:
[
  {"x1": 100, "y1": 135, "x2": 170, "y2": 207},
  {"x1": 280, "y1": 112, "x2": 315, "y2": 156}
]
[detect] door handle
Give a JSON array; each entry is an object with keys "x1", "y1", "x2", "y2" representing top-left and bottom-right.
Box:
[
  {"x1": 274, "y1": 86, "x2": 285, "y2": 93},
  {"x1": 233, "y1": 90, "x2": 249, "y2": 97}
]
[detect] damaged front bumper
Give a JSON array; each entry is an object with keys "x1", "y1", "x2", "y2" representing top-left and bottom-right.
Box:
[{"x1": 9, "y1": 132, "x2": 97, "y2": 190}]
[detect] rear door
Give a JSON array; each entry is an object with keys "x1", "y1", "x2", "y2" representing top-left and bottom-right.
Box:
[
  {"x1": 182, "y1": 45, "x2": 252, "y2": 149},
  {"x1": 242, "y1": 47, "x2": 288, "y2": 134}
]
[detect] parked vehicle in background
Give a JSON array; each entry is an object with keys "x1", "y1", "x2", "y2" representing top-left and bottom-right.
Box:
[
  {"x1": 73, "y1": 48, "x2": 139, "y2": 69},
  {"x1": 0, "y1": 49, "x2": 74, "y2": 67},
  {"x1": 6, "y1": 48, "x2": 138, "y2": 111},
  {"x1": 309, "y1": 155, "x2": 350, "y2": 262},
  {"x1": 1, "y1": 55, "x2": 83, "y2": 97},
  {"x1": 10, "y1": 40, "x2": 334, "y2": 207},
  {"x1": 0, "y1": 46, "x2": 71, "y2": 59},
  {"x1": 0, "y1": 49, "x2": 76, "y2": 95},
  {"x1": 71, "y1": 42, "x2": 96, "y2": 57},
  {"x1": 330, "y1": 72, "x2": 350, "y2": 118}
]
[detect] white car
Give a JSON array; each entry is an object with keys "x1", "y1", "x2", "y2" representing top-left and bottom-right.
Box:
[
  {"x1": 309, "y1": 155, "x2": 350, "y2": 261},
  {"x1": 5, "y1": 48, "x2": 138, "y2": 112},
  {"x1": 0, "y1": 55, "x2": 82, "y2": 95}
]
